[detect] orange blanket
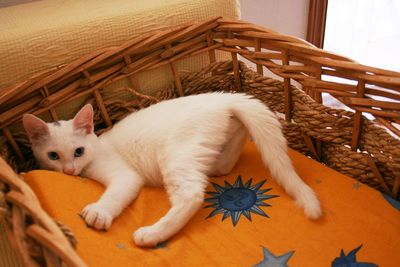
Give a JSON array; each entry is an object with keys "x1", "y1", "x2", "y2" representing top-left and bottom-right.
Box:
[{"x1": 24, "y1": 141, "x2": 400, "y2": 266}]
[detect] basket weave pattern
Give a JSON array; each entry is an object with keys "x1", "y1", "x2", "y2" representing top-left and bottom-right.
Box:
[{"x1": 0, "y1": 17, "x2": 399, "y2": 266}]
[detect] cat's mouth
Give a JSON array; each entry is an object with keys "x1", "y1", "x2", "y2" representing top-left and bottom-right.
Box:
[{"x1": 62, "y1": 166, "x2": 82, "y2": 176}]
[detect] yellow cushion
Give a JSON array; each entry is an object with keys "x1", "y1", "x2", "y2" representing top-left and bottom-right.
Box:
[
  {"x1": 24, "y1": 141, "x2": 400, "y2": 266},
  {"x1": 0, "y1": 0, "x2": 238, "y2": 94}
]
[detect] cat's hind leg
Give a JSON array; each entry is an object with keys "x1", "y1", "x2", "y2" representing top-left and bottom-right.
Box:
[
  {"x1": 211, "y1": 121, "x2": 248, "y2": 176},
  {"x1": 133, "y1": 170, "x2": 206, "y2": 247},
  {"x1": 133, "y1": 146, "x2": 212, "y2": 247}
]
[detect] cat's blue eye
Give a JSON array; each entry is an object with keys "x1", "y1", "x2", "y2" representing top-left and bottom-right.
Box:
[
  {"x1": 47, "y1": 151, "x2": 59, "y2": 160},
  {"x1": 74, "y1": 147, "x2": 85, "y2": 157}
]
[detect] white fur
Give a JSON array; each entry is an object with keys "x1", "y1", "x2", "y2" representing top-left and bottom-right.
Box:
[{"x1": 24, "y1": 93, "x2": 322, "y2": 247}]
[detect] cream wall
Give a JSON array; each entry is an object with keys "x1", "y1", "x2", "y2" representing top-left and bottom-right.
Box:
[
  {"x1": 239, "y1": 0, "x2": 309, "y2": 39},
  {"x1": 238, "y1": 0, "x2": 309, "y2": 83}
]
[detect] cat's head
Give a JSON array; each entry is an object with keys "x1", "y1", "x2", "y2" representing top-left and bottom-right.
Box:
[{"x1": 22, "y1": 104, "x2": 97, "y2": 176}]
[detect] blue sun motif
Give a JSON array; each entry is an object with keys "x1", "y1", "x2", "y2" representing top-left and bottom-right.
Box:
[
  {"x1": 332, "y1": 245, "x2": 378, "y2": 267},
  {"x1": 204, "y1": 175, "x2": 278, "y2": 226}
]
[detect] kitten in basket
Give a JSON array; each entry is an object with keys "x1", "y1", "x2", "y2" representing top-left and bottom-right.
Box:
[{"x1": 23, "y1": 92, "x2": 322, "y2": 247}]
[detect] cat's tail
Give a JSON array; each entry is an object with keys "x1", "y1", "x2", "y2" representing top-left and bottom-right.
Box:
[{"x1": 231, "y1": 94, "x2": 322, "y2": 219}]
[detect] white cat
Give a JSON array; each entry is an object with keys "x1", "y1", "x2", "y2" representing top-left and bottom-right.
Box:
[{"x1": 22, "y1": 92, "x2": 322, "y2": 247}]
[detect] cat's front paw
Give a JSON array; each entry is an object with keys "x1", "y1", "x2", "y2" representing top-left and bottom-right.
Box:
[
  {"x1": 133, "y1": 226, "x2": 165, "y2": 247},
  {"x1": 81, "y1": 203, "x2": 113, "y2": 230}
]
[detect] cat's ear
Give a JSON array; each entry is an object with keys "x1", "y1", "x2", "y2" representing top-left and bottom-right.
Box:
[
  {"x1": 73, "y1": 104, "x2": 94, "y2": 134},
  {"x1": 22, "y1": 114, "x2": 50, "y2": 143}
]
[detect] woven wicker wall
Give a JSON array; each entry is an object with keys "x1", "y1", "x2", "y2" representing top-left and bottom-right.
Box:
[{"x1": 0, "y1": 222, "x2": 23, "y2": 267}]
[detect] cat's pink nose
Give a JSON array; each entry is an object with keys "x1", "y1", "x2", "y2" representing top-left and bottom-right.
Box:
[{"x1": 63, "y1": 167, "x2": 75, "y2": 175}]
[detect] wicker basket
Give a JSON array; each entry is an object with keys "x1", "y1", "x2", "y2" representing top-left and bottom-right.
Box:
[{"x1": 0, "y1": 17, "x2": 399, "y2": 266}]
